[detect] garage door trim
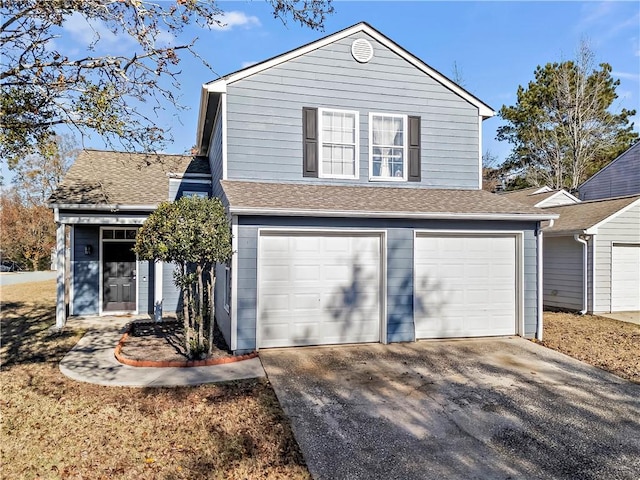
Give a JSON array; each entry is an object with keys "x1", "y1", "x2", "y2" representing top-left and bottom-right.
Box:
[
  {"x1": 256, "y1": 228, "x2": 387, "y2": 349},
  {"x1": 413, "y1": 229, "x2": 525, "y2": 339}
]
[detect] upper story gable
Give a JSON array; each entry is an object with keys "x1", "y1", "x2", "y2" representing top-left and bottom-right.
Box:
[
  {"x1": 578, "y1": 142, "x2": 640, "y2": 201},
  {"x1": 197, "y1": 22, "x2": 495, "y2": 192}
]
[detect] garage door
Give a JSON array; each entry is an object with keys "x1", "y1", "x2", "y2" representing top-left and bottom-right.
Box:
[
  {"x1": 415, "y1": 234, "x2": 517, "y2": 338},
  {"x1": 611, "y1": 244, "x2": 640, "y2": 311},
  {"x1": 258, "y1": 232, "x2": 382, "y2": 348}
]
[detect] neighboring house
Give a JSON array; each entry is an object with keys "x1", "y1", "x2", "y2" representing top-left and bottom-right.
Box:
[
  {"x1": 578, "y1": 142, "x2": 640, "y2": 201},
  {"x1": 49, "y1": 150, "x2": 210, "y2": 320},
  {"x1": 500, "y1": 186, "x2": 580, "y2": 208},
  {"x1": 51, "y1": 23, "x2": 558, "y2": 351},
  {"x1": 191, "y1": 22, "x2": 556, "y2": 352},
  {"x1": 540, "y1": 196, "x2": 640, "y2": 313}
]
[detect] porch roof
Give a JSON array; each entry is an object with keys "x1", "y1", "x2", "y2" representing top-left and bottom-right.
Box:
[{"x1": 49, "y1": 149, "x2": 209, "y2": 207}]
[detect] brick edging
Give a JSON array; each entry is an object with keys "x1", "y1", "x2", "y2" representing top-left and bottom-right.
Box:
[{"x1": 114, "y1": 328, "x2": 258, "y2": 368}]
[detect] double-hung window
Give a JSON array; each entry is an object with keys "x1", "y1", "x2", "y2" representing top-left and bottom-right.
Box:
[
  {"x1": 369, "y1": 113, "x2": 407, "y2": 181},
  {"x1": 318, "y1": 108, "x2": 359, "y2": 179}
]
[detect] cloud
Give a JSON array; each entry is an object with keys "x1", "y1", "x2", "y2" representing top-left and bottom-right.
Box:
[
  {"x1": 241, "y1": 61, "x2": 258, "y2": 68},
  {"x1": 63, "y1": 12, "x2": 135, "y2": 50},
  {"x1": 155, "y1": 29, "x2": 175, "y2": 48},
  {"x1": 209, "y1": 11, "x2": 261, "y2": 31},
  {"x1": 612, "y1": 71, "x2": 640, "y2": 82}
]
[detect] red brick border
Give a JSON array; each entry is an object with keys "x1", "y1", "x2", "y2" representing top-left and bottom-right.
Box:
[{"x1": 114, "y1": 328, "x2": 258, "y2": 368}]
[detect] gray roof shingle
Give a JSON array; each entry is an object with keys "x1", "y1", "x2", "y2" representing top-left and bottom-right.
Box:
[
  {"x1": 500, "y1": 187, "x2": 560, "y2": 206},
  {"x1": 221, "y1": 181, "x2": 557, "y2": 219},
  {"x1": 542, "y1": 195, "x2": 640, "y2": 234},
  {"x1": 49, "y1": 149, "x2": 209, "y2": 206}
]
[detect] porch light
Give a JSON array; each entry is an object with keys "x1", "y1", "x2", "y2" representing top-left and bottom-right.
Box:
[{"x1": 84, "y1": 245, "x2": 93, "y2": 256}]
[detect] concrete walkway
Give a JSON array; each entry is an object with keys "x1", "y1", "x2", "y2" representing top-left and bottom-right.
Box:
[
  {"x1": 59, "y1": 318, "x2": 265, "y2": 387},
  {"x1": 600, "y1": 311, "x2": 640, "y2": 325}
]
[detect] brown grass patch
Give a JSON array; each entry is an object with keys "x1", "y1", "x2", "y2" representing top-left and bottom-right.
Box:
[
  {"x1": 540, "y1": 311, "x2": 640, "y2": 383},
  {"x1": 1, "y1": 281, "x2": 310, "y2": 479}
]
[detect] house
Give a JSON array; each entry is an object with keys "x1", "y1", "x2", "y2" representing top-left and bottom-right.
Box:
[
  {"x1": 49, "y1": 150, "x2": 210, "y2": 320},
  {"x1": 51, "y1": 23, "x2": 558, "y2": 352},
  {"x1": 502, "y1": 186, "x2": 640, "y2": 313},
  {"x1": 578, "y1": 142, "x2": 640, "y2": 201},
  {"x1": 540, "y1": 195, "x2": 640, "y2": 313}
]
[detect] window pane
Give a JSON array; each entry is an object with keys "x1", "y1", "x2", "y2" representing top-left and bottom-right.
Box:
[
  {"x1": 371, "y1": 115, "x2": 405, "y2": 178},
  {"x1": 321, "y1": 110, "x2": 357, "y2": 177},
  {"x1": 114, "y1": 230, "x2": 125, "y2": 239},
  {"x1": 126, "y1": 229, "x2": 137, "y2": 239},
  {"x1": 103, "y1": 229, "x2": 113, "y2": 239}
]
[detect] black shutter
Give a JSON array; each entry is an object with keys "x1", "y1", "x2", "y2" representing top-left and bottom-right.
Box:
[
  {"x1": 303, "y1": 107, "x2": 318, "y2": 177},
  {"x1": 408, "y1": 115, "x2": 421, "y2": 182}
]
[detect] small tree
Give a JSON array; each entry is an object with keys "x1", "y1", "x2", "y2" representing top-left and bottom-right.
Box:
[{"x1": 134, "y1": 196, "x2": 232, "y2": 357}]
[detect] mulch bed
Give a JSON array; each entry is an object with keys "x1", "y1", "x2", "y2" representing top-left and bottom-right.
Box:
[{"x1": 118, "y1": 319, "x2": 235, "y2": 363}]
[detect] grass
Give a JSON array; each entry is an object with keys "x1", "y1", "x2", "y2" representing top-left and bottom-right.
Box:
[
  {"x1": 1, "y1": 280, "x2": 310, "y2": 479},
  {"x1": 541, "y1": 311, "x2": 640, "y2": 383}
]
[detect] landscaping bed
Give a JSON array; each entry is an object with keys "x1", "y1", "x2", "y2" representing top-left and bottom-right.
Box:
[
  {"x1": 1, "y1": 280, "x2": 310, "y2": 479},
  {"x1": 540, "y1": 311, "x2": 640, "y2": 383}
]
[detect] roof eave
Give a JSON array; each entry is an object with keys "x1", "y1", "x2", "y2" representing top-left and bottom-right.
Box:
[
  {"x1": 228, "y1": 206, "x2": 557, "y2": 221},
  {"x1": 49, "y1": 203, "x2": 158, "y2": 211}
]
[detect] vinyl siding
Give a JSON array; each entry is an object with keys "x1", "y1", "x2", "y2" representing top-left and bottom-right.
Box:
[
  {"x1": 162, "y1": 262, "x2": 181, "y2": 314},
  {"x1": 593, "y1": 203, "x2": 640, "y2": 312},
  {"x1": 225, "y1": 32, "x2": 480, "y2": 189},
  {"x1": 538, "y1": 192, "x2": 579, "y2": 207},
  {"x1": 137, "y1": 260, "x2": 154, "y2": 314},
  {"x1": 209, "y1": 105, "x2": 224, "y2": 200},
  {"x1": 72, "y1": 226, "x2": 100, "y2": 315},
  {"x1": 232, "y1": 218, "x2": 538, "y2": 352},
  {"x1": 579, "y1": 143, "x2": 640, "y2": 200},
  {"x1": 214, "y1": 262, "x2": 231, "y2": 347},
  {"x1": 543, "y1": 236, "x2": 584, "y2": 311}
]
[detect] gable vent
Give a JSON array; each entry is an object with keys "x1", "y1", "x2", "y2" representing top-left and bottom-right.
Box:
[{"x1": 351, "y1": 38, "x2": 373, "y2": 63}]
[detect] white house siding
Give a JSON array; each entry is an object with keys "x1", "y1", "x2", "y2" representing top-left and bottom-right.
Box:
[
  {"x1": 579, "y1": 143, "x2": 640, "y2": 200},
  {"x1": 225, "y1": 32, "x2": 480, "y2": 189},
  {"x1": 209, "y1": 107, "x2": 224, "y2": 200},
  {"x1": 593, "y1": 203, "x2": 640, "y2": 312},
  {"x1": 543, "y1": 236, "x2": 584, "y2": 311},
  {"x1": 539, "y1": 192, "x2": 579, "y2": 207}
]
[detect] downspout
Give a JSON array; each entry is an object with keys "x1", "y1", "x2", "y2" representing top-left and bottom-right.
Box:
[
  {"x1": 537, "y1": 219, "x2": 554, "y2": 341},
  {"x1": 574, "y1": 234, "x2": 588, "y2": 315}
]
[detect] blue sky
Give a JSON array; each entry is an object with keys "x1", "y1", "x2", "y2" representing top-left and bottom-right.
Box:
[{"x1": 3, "y1": 1, "x2": 639, "y2": 183}]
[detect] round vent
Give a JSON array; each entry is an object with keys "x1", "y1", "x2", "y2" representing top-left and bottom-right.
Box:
[{"x1": 351, "y1": 38, "x2": 373, "y2": 63}]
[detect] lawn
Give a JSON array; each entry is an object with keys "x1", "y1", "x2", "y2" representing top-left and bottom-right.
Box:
[
  {"x1": 541, "y1": 311, "x2": 640, "y2": 383},
  {"x1": 0, "y1": 280, "x2": 310, "y2": 479}
]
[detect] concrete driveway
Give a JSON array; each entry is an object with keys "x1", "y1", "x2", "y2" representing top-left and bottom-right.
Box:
[{"x1": 261, "y1": 337, "x2": 640, "y2": 480}]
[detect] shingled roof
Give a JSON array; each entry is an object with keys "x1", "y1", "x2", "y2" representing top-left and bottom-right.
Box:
[
  {"x1": 49, "y1": 149, "x2": 209, "y2": 207},
  {"x1": 500, "y1": 187, "x2": 559, "y2": 206},
  {"x1": 221, "y1": 181, "x2": 557, "y2": 220},
  {"x1": 542, "y1": 195, "x2": 640, "y2": 234}
]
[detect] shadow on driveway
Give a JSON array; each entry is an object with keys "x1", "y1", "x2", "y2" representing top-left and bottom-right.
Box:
[{"x1": 261, "y1": 337, "x2": 640, "y2": 480}]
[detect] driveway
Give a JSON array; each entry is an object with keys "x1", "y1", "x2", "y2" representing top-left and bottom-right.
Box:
[
  {"x1": 261, "y1": 337, "x2": 640, "y2": 480},
  {"x1": 0, "y1": 270, "x2": 57, "y2": 286}
]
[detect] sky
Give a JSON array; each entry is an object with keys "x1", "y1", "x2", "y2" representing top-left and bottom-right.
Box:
[{"x1": 3, "y1": 1, "x2": 639, "y2": 183}]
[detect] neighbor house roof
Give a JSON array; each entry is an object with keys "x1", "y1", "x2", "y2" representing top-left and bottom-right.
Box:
[
  {"x1": 500, "y1": 187, "x2": 579, "y2": 207},
  {"x1": 578, "y1": 141, "x2": 640, "y2": 190},
  {"x1": 49, "y1": 149, "x2": 209, "y2": 208},
  {"x1": 196, "y1": 22, "x2": 495, "y2": 154},
  {"x1": 221, "y1": 181, "x2": 558, "y2": 221},
  {"x1": 542, "y1": 195, "x2": 640, "y2": 235}
]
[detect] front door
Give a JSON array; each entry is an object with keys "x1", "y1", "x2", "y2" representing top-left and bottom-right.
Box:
[{"x1": 103, "y1": 241, "x2": 136, "y2": 312}]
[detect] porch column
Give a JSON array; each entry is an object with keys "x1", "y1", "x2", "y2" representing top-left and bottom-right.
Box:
[
  {"x1": 154, "y1": 261, "x2": 163, "y2": 321},
  {"x1": 55, "y1": 222, "x2": 66, "y2": 329}
]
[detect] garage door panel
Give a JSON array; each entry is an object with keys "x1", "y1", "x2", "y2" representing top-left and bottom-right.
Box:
[
  {"x1": 259, "y1": 233, "x2": 382, "y2": 348},
  {"x1": 415, "y1": 234, "x2": 517, "y2": 339},
  {"x1": 611, "y1": 245, "x2": 640, "y2": 311}
]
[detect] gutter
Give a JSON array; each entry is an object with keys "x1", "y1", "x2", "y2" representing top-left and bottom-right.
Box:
[
  {"x1": 536, "y1": 219, "x2": 555, "y2": 341},
  {"x1": 229, "y1": 207, "x2": 559, "y2": 222},
  {"x1": 573, "y1": 234, "x2": 589, "y2": 315},
  {"x1": 49, "y1": 203, "x2": 158, "y2": 211}
]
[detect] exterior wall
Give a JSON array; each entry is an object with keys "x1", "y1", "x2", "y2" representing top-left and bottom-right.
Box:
[
  {"x1": 225, "y1": 32, "x2": 480, "y2": 189},
  {"x1": 162, "y1": 262, "x2": 180, "y2": 314},
  {"x1": 543, "y1": 236, "x2": 584, "y2": 311},
  {"x1": 214, "y1": 262, "x2": 232, "y2": 347},
  {"x1": 209, "y1": 106, "x2": 224, "y2": 200},
  {"x1": 137, "y1": 260, "x2": 154, "y2": 315},
  {"x1": 579, "y1": 143, "x2": 640, "y2": 200},
  {"x1": 538, "y1": 192, "x2": 579, "y2": 207},
  {"x1": 232, "y1": 217, "x2": 539, "y2": 352},
  {"x1": 168, "y1": 179, "x2": 211, "y2": 201},
  {"x1": 593, "y1": 203, "x2": 640, "y2": 312},
  {"x1": 72, "y1": 226, "x2": 100, "y2": 315}
]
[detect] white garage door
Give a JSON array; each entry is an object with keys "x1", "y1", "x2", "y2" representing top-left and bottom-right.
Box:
[
  {"x1": 258, "y1": 232, "x2": 382, "y2": 348},
  {"x1": 415, "y1": 234, "x2": 517, "y2": 339},
  {"x1": 611, "y1": 244, "x2": 640, "y2": 312}
]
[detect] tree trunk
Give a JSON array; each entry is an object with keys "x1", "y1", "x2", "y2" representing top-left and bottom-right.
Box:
[
  {"x1": 180, "y1": 262, "x2": 191, "y2": 355},
  {"x1": 197, "y1": 264, "x2": 204, "y2": 349}
]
